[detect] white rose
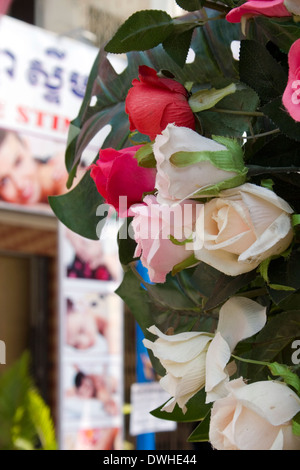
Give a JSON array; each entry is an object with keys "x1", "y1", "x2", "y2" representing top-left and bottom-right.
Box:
[
  {"x1": 143, "y1": 297, "x2": 266, "y2": 412},
  {"x1": 209, "y1": 377, "x2": 300, "y2": 450},
  {"x1": 153, "y1": 124, "x2": 247, "y2": 204},
  {"x1": 194, "y1": 182, "x2": 294, "y2": 276}
]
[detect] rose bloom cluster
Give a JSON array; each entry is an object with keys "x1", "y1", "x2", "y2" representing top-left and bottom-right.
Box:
[{"x1": 89, "y1": 21, "x2": 300, "y2": 449}]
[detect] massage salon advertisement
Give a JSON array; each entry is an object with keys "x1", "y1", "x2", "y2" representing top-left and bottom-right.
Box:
[{"x1": 0, "y1": 15, "x2": 124, "y2": 449}]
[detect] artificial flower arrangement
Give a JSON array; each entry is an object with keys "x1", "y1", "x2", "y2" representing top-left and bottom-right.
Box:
[{"x1": 49, "y1": 0, "x2": 300, "y2": 450}]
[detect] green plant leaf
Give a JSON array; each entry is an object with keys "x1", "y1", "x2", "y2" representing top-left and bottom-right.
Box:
[
  {"x1": 239, "y1": 39, "x2": 287, "y2": 104},
  {"x1": 105, "y1": 10, "x2": 174, "y2": 54},
  {"x1": 151, "y1": 388, "x2": 211, "y2": 423},
  {"x1": 241, "y1": 310, "x2": 300, "y2": 381},
  {"x1": 260, "y1": 97, "x2": 300, "y2": 143},
  {"x1": 198, "y1": 85, "x2": 260, "y2": 137},
  {"x1": 189, "y1": 83, "x2": 237, "y2": 112},
  {"x1": 267, "y1": 250, "x2": 300, "y2": 304},
  {"x1": 175, "y1": 0, "x2": 205, "y2": 11},
  {"x1": 49, "y1": 169, "x2": 105, "y2": 240},
  {"x1": 267, "y1": 362, "x2": 300, "y2": 394},
  {"x1": 135, "y1": 143, "x2": 156, "y2": 168},
  {"x1": 187, "y1": 410, "x2": 211, "y2": 442},
  {"x1": 292, "y1": 412, "x2": 300, "y2": 436},
  {"x1": 27, "y1": 389, "x2": 57, "y2": 450},
  {"x1": 251, "y1": 16, "x2": 300, "y2": 54}
]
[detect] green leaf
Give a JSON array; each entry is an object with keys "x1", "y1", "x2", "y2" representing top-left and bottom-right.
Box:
[
  {"x1": 135, "y1": 142, "x2": 156, "y2": 168},
  {"x1": 189, "y1": 83, "x2": 237, "y2": 112},
  {"x1": 268, "y1": 284, "x2": 296, "y2": 292},
  {"x1": 0, "y1": 352, "x2": 57, "y2": 450},
  {"x1": 267, "y1": 250, "x2": 300, "y2": 304},
  {"x1": 243, "y1": 310, "x2": 300, "y2": 381},
  {"x1": 49, "y1": 169, "x2": 105, "y2": 240},
  {"x1": 105, "y1": 10, "x2": 174, "y2": 54},
  {"x1": 187, "y1": 410, "x2": 211, "y2": 442},
  {"x1": 27, "y1": 389, "x2": 57, "y2": 450},
  {"x1": 150, "y1": 388, "x2": 211, "y2": 423},
  {"x1": 203, "y1": 270, "x2": 257, "y2": 311},
  {"x1": 163, "y1": 23, "x2": 195, "y2": 68},
  {"x1": 267, "y1": 362, "x2": 300, "y2": 394},
  {"x1": 292, "y1": 412, "x2": 300, "y2": 436},
  {"x1": 170, "y1": 135, "x2": 245, "y2": 170},
  {"x1": 239, "y1": 39, "x2": 287, "y2": 104},
  {"x1": 170, "y1": 149, "x2": 233, "y2": 167},
  {"x1": 175, "y1": 0, "x2": 205, "y2": 11},
  {"x1": 199, "y1": 85, "x2": 260, "y2": 137},
  {"x1": 260, "y1": 97, "x2": 300, "y2": 142},
  {"x1": 252, "y1": 16, "x2": 300, "y2": 54},
  {"x1": 116, "y1": 268, "x2": 216, "y2": 375}
]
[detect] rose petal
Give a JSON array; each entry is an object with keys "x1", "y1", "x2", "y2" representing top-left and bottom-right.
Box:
[
  {"x1": 229, "y1": 380, "x2": 300, "y2": 426},
  {"x1": 216, "y1": 296, "x2": 267, "y2": 352},
  {"x1": 238, "y1": 212, "x2": 293, "y2": 262},
  {"x1": 205, "y1": 332, "x2": 231, "y2": 402}
]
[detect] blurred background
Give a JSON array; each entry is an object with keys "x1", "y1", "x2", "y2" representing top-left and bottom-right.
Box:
[{"x1": 0, "y1": 0, "x2": 209, "y2": 451}]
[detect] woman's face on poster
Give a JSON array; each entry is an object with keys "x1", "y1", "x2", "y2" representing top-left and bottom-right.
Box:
[{"x1": 0, "y1": 132, "x2": 41, "y2": 204}]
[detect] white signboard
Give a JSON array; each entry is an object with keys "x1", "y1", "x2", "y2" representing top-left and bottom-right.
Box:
[{"x1": 130, "y1": 382, "x2": 177, "y2": 436}]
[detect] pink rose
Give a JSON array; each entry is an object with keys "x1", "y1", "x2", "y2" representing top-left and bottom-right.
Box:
[
  {"x1": 226, "y1": 0, "x2": 291, "y2": 23},
  {"x1": 130, "y1": 195, "x2": 200, "y2": 283},
  {"x1": 282, "y1": 38, "x2": 300, "y2": 122},
  {"x1": 125, "y1": 66, "x2": 195, "y2": 141},
  {"x1": 90, "y1": 146, "x2": 156, "y2": 217}
]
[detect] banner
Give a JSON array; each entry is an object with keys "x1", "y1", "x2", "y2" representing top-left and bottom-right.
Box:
[{"x1": 0, "y1": 15, "x2": 108, "y2": 214}]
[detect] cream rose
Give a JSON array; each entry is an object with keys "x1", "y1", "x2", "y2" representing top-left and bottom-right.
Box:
[
  {"x1": 194, "y1": 183, "x2": 294, "y2": 276},
  {"x1": 209, "y1": 377, "x2": 300, "y2": 450},
  {"x1": 153, "y1": 123, "x2": 247, "y2": 205},
  {"x1": 143, "y1": 297, "x2": 266, "y2": 413}
]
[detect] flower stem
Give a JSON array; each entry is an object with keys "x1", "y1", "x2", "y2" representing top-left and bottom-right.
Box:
[
  {"x1": 243, "y1": 128, "x2": 281, "y2": 140},
  {"x1": 231, "y1": 354, "x2": 270, "y2": 367},
  {"x1": 247, "y1": 164, "x2": 300, "y2": 176},
  {"x1": 210, "y1": 107, "x2": 264, "y2": 117}
]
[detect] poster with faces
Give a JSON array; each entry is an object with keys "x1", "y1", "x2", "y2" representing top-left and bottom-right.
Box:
[{"x1": 59, "y1": 223, "x2": 124, "y2": 450}]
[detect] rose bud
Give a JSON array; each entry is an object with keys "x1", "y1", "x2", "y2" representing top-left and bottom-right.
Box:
[{"x1": 125, "y1": 65, "x2": 195, "y2": 140}]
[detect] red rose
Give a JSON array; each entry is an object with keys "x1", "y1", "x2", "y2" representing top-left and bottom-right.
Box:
[
  {"x1": 125, "y1": 65, "x2": 195, "y2": 140},
  {"x1": 90, "y1": 145, "x2": 156, "y2": 216}
]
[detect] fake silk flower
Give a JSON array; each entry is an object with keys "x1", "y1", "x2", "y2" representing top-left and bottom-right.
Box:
[
  {"x1": 153, "y1": 124, "x2": 247, "y2": 205},
  {"x1": 130, "y1": 195, "x2": 200, "y2": 283},
  {"x1": 125, "y1": 66, "x2": 195, "y2": 140},
  {"x1": 209, "y1": 378, "x2": 300, "y2": 450},
  {"x1": 282, "y1": 39, "x2": 300, "y2": 122},
  {"x1": 226, "y1": 0, "x2": 292, "y2": 23},
  {"x1": 89, "y1": 145, "x2": 156, "y2": 217},
  {"x1": 194, "y1": 183, "x2": 294, "y2": 276},
  {"x1": 143, "y1": 297, "x2": 266, "y2": 413}
]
